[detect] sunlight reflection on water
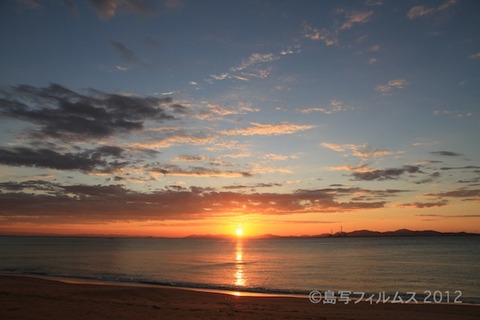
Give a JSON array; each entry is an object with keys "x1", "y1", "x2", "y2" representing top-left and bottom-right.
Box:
[{"x1": 234, "y1": 239, "x2": 245, "y2": 287}]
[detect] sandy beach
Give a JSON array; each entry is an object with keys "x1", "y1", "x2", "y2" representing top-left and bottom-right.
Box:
[{"x1": 0, "y1": 275, "x2": 478, "y2": 320}]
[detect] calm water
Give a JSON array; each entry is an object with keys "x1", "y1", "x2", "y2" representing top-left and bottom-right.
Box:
[{"x1": 1, "y1": 236, "x2": 479, "y2": 303}]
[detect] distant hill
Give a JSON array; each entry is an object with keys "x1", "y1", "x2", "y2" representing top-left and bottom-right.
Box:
[
  {"x1": 183, "y1": 229, "x2": 477, "y2": 239},
  {"x1": 338, "y1": 229, "x2": 475, "y2": 237}
]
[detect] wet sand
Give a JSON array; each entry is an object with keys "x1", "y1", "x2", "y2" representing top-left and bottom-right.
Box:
[{"x1": 1, "y1": 275, "x2": 479, "y2": 319}]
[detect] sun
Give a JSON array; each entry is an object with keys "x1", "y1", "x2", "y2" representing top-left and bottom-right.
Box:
[{"x1": 235, "y1": 228, "x2": 244, "y2": 236}]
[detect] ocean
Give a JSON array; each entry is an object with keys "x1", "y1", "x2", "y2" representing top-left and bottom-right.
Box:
[{"x1": 1, "y1": 236, "x2": 479, "y2": 303}]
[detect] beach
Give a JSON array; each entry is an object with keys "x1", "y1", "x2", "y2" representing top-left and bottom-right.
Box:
[{"x1": 1, "y1": 275, "x2": 479, "y2": 320}]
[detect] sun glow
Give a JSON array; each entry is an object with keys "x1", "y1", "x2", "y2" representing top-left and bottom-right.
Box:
[{"x1": 235, "y1": 228, "x2": 244, "y2": 236}]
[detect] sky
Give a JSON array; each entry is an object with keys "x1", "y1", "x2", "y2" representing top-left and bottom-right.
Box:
[{"x1": 0, "y1": 0, "x2": 479, "y2": 237}]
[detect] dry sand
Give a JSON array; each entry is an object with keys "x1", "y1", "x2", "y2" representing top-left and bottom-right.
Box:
[{"x1": 1, "y1": 275, "x2": 479, "y2": 320}]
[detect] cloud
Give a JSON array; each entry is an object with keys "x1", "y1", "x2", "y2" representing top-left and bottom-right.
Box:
[
  {"x1": 376, "y1": 79, "x2": 408, "y2": 94},
  {"x1": 130, "y1": 133, "x2": 215, "y2": 149},
  {"x1": 0, "y1": 146, "x2": 127, "y2": 173},
  {"x1": 220, "y1": 122, "x2": 315, "y2": 136},
  {"x1": 399, "y1": 199, "x2": 449, "y2": 208},
  {"x1": 150, "y1": 164, "x2": 253, "y2": 178},
  {"x1": 469, "y1": 52, "x2": 480, "y2": 60},
  {"x1": 428, "y1": 188, "x2": 480, "y2": 199},
  {"x1": 439, "y1": 166, "x2": 480, "y2": 171},
  {"x1": 328, "y1": 165, "x2": 372, "y2": 173},
  {"x1": 302, "y1": 24, "x2": 337, "y2": 46},
  {"x1": 321, "y1": 143, "x2": 391, "y2": 159},
  {"x1": 223, "y1": 182, "x2": 284, "y2": 190},
  {"x1": 90, "y1": 0, "x2": 118, "y2": 18},
  {"x1": 297, "y1": 100, "x2": 349, "y2": 114},
  {"x1": 0, "y1": 183, "x2": 400, "y2": 224},
  {"x1": 110, "y1": 40, "x2": 140, "y2": 65},
  {"x1": 164, "y1": 0, "x2": 183, "y2": 9},
  {"x1": 433, "y1": 110, "x2": 473, "y2": 118},
  {"x1": 407, "y1": 0, "x2": 458, "y2": 20},
  {"x1": 206, "y1": 102, "x2": 260, "y2": 117},
  {"x1": 365, "y1": 0, "x2": 383, "y2": 6},
  {"x1": 416, "y1": 214, "x2": 480, "y2": 218},
  {"x1": 430, "y1": 151, "x2": 462, "y2": 157},
  {"x1": 261, "y1": 153, "x2": 289, "y2": 161},
  {"x1": 406, "y1": 5, "x2": 435, "y2": 19},
  {"x1": 351, "y1": 165, "x2": 423, "y2": 181},
  {"x1": 16, "y1": 0, "x2": 41, "y2": 10},
  {"x1": 0, "y1": 84, "x2": 176, "y2": 141},
  {"x1": 209, "y1": 52, "x2": 282, "y2": 82},
  {"x1": 230, "y1": 53, "x2": 278, "y2": 72},
  {"x1": 90, "y1": 0, "x2": 149, "y2": 19},
  {"x1": 171, "y1": 155, "x2": 209, "y2": 162},
  {"x1": 340, "y1": 11, "x2": 374, "y2": 30}
]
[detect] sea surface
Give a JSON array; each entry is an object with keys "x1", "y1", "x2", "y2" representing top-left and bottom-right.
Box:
[{"x1": 1, "y1": 236, "x2": 479, "y2": 303}]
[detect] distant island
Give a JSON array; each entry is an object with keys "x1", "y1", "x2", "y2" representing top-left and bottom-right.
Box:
[{"x1": 185, "y1": 229, "x2": 479, "y2": 239}]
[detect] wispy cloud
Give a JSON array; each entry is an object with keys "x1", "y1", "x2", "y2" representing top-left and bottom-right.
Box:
[
  {"x1": 90, "y1": 0, "x2": 149, "y2": 19},
  {"x1": 206, "y1": 103, "x2": 260, "y2": 117},
  {"x1": 230, "y1": 53, "x2": 278, "y2": 72},
  {"x1": 297, "y1": 100, "x2": 349, "y2": 114},
  {"x1": 433, "y1": 110, "x2": 473, "y2": 118},
  {"x1": 171, "y1": 155, "x2": 209, "y2": 162},
  {"x1": 209, "y1": 51, "x2": 283, "y2": 82},
  {"x1": 376, "y1": 78, "x2": 408, "y2": 94},
  {"x1": 328, "y1": 165, "x2": 372, "y2": 173},
  {"x1": 131, "y1": 134, "x2": 215, "y2": 149},
  {"x1": 365, "y1": 0, "x2": 383, "y2": 6},
  {"x1": 340, "y1": 11, "x2": 374, "y2": 30},
  {"x1": 221, "y1": 122, "x2": 315, "y2": 136},
  {"x1": 407, "y1": 0, "x2": 458, "y2": 19},
  {"x1": 469, "y1": 52, "x2": 480, "y2": 60},
  {"x1": 321, "y1": 143, "x2": 391, "y2": 159},
  {"x1": 302, "y1": 24, "x2": 337, "y2": 46},
  {"x1": 110, "y1": 40, "x2": 141, "y2": 66},
  {"x1": 16, "y1": 0, "x2": 41, "y2": 10}
]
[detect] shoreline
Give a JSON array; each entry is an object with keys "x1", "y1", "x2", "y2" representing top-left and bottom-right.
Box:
[
  {"x1": 0, "y1": 272, "x2": 307, "y2": 298},
  {"x1": 2, "y1": 272, "x2": 480, "y2": 304},
  {"x1": 1, "y1": 275, "x2": 479, "y2": 319}
]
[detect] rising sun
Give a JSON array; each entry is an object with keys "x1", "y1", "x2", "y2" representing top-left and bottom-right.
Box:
[{"x1": 235, "y1": 228, "x2": 244, "y2": 236}]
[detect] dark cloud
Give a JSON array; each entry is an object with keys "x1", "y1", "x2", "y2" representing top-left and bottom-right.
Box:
[
  {"x1": 0, "y1": 146, "x2": 127, "y2": 173},
  {"x1": 0, "y1": 84, "x2": 176, "y2": 141},
  {"x1": 351, "y1": 165, "x2": 422, "y2": 181},
  {"x1": 427, "y1": 188, "x2": 480, "y2": 199},
  {"x1": 414, "y1": 171, "x2": 441, "y2": 184},
  {"x1": 0, "y1": 183, "x2": 399, "y2": 224},
  {"x1": 430, "y1": 151, "x2": 462, "y2": 157},
  {"x1": 416, "y1": 214, "x2": 480, "y2": 218},
  {"x1": 400, "y1": 199, "x2": 449, "y2": 208},
  {"x1": 151, "y1": 164, "x2": 254, "y2": 178},
  {"x1": 440, "y1": 166, "x2": 480, "y2": 171},
  {"x1": 223, "y1": 182, "x2": 283, "y2": 190}
]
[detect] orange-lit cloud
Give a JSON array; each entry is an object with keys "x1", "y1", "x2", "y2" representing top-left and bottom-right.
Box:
[
  {"x1": 0, "y1": 181, "x2": 409, "y2": 226},
  {"x1": 321, "y1": 142, "x2": 391, "y2": 159},
  {"x1": 221, "y1": 122, "x2": 315, "y2": 136}
]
